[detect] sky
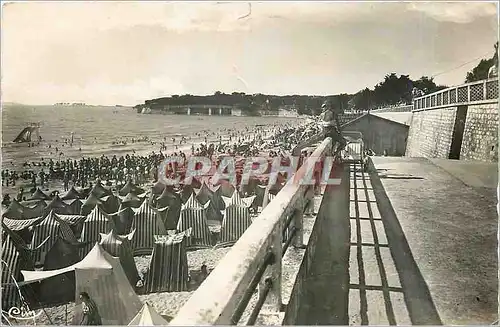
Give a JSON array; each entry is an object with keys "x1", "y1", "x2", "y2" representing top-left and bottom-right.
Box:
[{"x1": 1, "y1": 1, "x2": 498, "y2": 106}]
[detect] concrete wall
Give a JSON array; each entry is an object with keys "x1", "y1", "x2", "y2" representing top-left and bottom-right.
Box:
[
  {"x1": 405, "y1": 107, "x2": 457, "y2": 159},
  {"x1": 460, "y1": 103, "x2": 498, "y2": 162},
  {"x1": 344, "y1": 115, "x2": 409, "y2": 156},
  {"x1": 405, "y1": 102, "x2": 498, "y2": 162}
]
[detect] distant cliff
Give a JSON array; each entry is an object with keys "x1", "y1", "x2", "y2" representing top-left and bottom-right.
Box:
[{"x1": 134, "y1": 92, "x2": 352, "y2": 116}]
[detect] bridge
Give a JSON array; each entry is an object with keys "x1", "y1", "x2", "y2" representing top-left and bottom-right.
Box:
[{"x1": 145, "y1": 104, "x2": 241, "y2": 116}]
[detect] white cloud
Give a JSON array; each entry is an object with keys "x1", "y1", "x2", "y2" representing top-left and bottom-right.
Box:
[{"x1": 406, "y1": 2, "x2": 498, "y2": 23}]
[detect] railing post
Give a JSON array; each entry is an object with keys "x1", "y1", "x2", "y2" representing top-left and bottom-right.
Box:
[
  {"x1": 467, "y1": 84, "x2": 471, "y2": 102},
  {"x1": 484, "y1": 80, "x2": 488, "y2": 100},
  {"x1": 259, "y1": 219, "x2": 283, "y2": 312},
  {"x1": 262, "y1": 184, "x2": 271, "y2": 209}
]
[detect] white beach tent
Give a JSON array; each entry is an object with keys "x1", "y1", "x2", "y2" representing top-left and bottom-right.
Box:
[
  {"x1": 128, "y1": 302, "x2": 169, "y2": 326},
  {"x1": 20, "y1": 243, "x2": 143, "y2": 325}
]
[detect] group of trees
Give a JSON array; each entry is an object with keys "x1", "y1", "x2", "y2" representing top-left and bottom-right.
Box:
[
  {"x1": 465, "y1": 42, "x2": 498, "y2": 83},
  {"x1": 137, "y1": 42, "x2": 498, "y2": 114},
  {"x1": 347, "y1": 74, "x2": 447, "y2": 111}
]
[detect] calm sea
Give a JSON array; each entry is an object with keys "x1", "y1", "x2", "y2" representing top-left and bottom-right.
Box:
[{"x1": 1, "y1": 105, "x2": 300, "y2": 170}]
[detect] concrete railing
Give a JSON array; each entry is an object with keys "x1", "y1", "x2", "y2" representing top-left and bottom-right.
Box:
[
  {"x1": 170, "y1": 137, "x2": 339, "y2": 325},
  {"x1": 413, "y1": 78, "x2": 499, "y2": 111}
]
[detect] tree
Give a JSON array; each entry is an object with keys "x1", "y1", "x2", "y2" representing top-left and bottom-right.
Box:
[
  {"x1": 412, "y1": 76, "x2": 447, "y2": 96},
  {"x1": 465, "y1": 42, "x2": 498, "y2": 82}
]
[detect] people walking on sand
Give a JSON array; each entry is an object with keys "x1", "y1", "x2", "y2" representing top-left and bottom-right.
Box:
[{"x1": 79, "y1": 292, "x2": 102, "y2": 325}]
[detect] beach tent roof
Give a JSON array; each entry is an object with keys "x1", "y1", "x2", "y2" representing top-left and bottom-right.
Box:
[
  {"x1": 222, "y1": 191, "x2": 255, "y2": 208},
  {"x1": 61, "y1": 186, "x2": 81, "y2": 200},
  {"x1": 151, "y1": 181, "x2": 166, "y2": 195},
  {"x1": 128, "y1": 303, "x2": 169, "y2": 326},
  {"x1": 119, "y1": 180, "x2": 145, "y2": 197},
  {"x1": 2, "y1": 216, "x2": 45, "y2": 231},
  {"x1": 2, "y1": 199, "x2": 24, "y2": 219},
  {"x1": 30, "y1": 188, "x2": 51, "y2": 201},
  {"x1": 46, "y1": 195, "x2": 67, "y2": 208},
  {"x1": 91, "y1": 181, "x2": 111, "y2": 198},
  {"x1": 21, "y1": 243, "x2": 113, "y2": 284}
]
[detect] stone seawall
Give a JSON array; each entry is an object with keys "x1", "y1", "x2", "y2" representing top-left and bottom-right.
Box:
[
  {"x1": 405, "y1": 107, "x2": 457, "y2": 159},
  {"x1": 460, "y1": 103, "x2": 498, "y2": 162},
  {"x1": 405, "y1": 102, "x2": 498, "y2": 162}
]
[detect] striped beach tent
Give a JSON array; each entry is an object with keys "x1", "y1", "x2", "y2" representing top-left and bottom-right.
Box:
[
  {"x1": 178, "y1": 196, "x2": 212, "y2": 250},
  {"x1": 61, "y1": 186, "x2": 82, "y2": 200},
  {"x1": 99, "y1": 230, "x2": 140, "y2": 287},
  {"x1": 1, "y1": 225, "x2": 44, "y2": 309},
  {"x1": 217, "y1": 204, "x2": 253, "y2": 247},
  {"x1": 80, "y1": 206, "x2": 114, "y2": 259},
  {"x1": 2, "y1": 216, "x2": 45, "y2": 244},
  {"x1": 128, "y1": 302, "x2": 169, "y2": 326},
  {"x1": 130, "y1": 201, "x2": 167, "y2": 255},
  {"x1": 21, "y1": 243, "x2": 143, "y2": 325},
  {"x1": 54, "y1": 214, "x2": 87, "y2": 239},
  {"x1": 80, "y1": 193, "x2": 103, "y2": 216},
  {"x1": 143, "y1": 230, "x2": 190, "y2": 293},
  {"x1": 30, "y1": 210, "x2": 77, "y2": 264},
  {"x1": 108, "y1": 205, "x2": 135, "y2": 235},
  {"x1": 29, "y1": 188, "x2": 51, "y2": 201},
  {"x1": 221, "y1": 191, "x2": 256, "y2": 208}
]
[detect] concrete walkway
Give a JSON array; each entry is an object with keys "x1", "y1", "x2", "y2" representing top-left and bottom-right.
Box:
[
  {"x1": 369, "y1": 157, "x2": 497, "y2": 325},
  {"x1": 294, "y1": 157, "x2": 497, "y2": 325}
]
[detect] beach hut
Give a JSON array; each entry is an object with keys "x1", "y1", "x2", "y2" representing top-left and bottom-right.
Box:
[
  {"x1": 99, "y1": 230, "x2": 140, "y2": 287},
  {"x1": 143, "y1": 231, "x2": 190, "y2": 293},
  {"x1": 128, "y1": 303, "x2": 169, "y2": 326},
  {"x1": 130, "y1": 201, "x2": 167, "y2": 255},
  {"x1": 177, "y1": 195, "x2": 212, "y2": 250},
  {"x1": 80, "y1": 206, "x2": 114, "y2": 259},
  {"x1": 21, "y1": 243, "x2": 143, "y2": 325}
]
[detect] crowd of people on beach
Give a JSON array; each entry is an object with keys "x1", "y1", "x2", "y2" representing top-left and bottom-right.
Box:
[{"x1": 2, "y1": 121, "x2": 316, "y2": 208}]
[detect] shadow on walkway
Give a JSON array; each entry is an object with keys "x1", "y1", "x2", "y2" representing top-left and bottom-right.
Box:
[{"x1": 295, "y1": 161, "x2": 442, "y2": 325}]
